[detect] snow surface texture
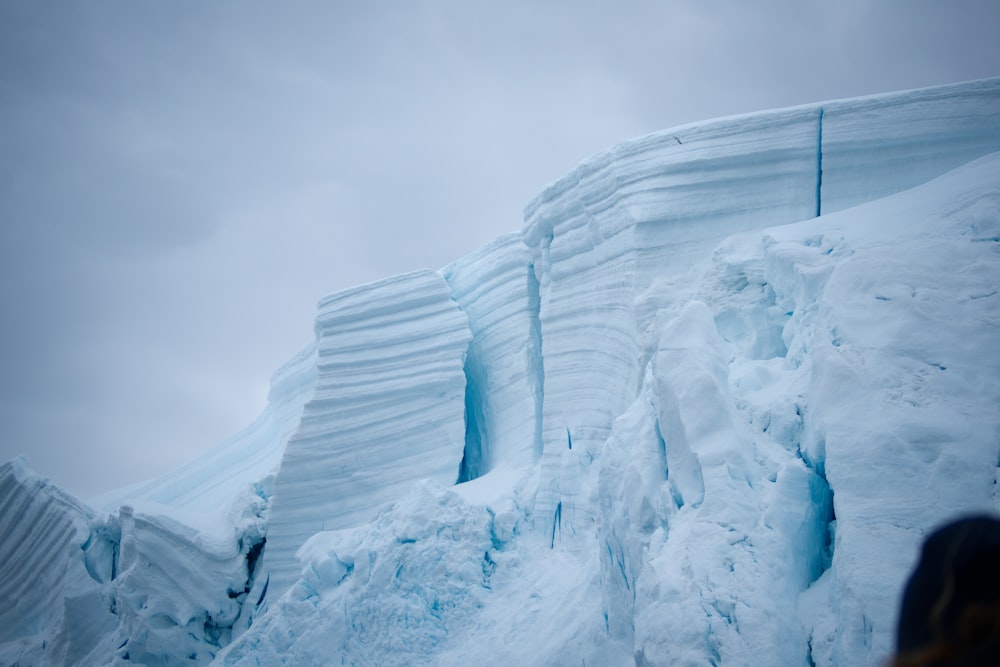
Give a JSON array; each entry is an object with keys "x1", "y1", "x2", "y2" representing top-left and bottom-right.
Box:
[
  {"x1": 262, "y1": 269, "x2": 472, "y2": 597},
  {"x1": 1, "y1": 78, "x2": 999, "y2": 667}
]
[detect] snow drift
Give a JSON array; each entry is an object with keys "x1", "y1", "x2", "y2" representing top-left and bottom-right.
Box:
[{"x1": 2, "y1": 78, "x2": 999, "y2": 666}]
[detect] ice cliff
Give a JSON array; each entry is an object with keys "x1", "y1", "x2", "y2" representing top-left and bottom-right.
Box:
[{"x1": 2, "y1": 78, "x2": 999, "y2": 667}]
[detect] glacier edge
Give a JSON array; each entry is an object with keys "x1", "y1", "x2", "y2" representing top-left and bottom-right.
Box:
[{"x1": 1, "y1": 78, "x2": 999, "y2": 667}]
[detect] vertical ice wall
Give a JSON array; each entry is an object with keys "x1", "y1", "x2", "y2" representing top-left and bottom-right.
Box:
[
  {"x1": 521, "y1": 79, "x2": 1000, "y2": 531},
  {"x1": 261, "y1": 269, "x2": 473, "y2": 597},
  {"x1": 821, "y1": 78, "x2": 1000, "y2": 213},
  {"x1": 443, "y1": 233, "x2": 543, "y2": 478},
  {"x1": 0, "y1": 459, "x2": 116, "y2": 666},
  {"x1": 522, "y1": 107, "x2": 821, "y2": 526}
]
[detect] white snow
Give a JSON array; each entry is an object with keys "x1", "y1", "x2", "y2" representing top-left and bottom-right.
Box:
[
  {"x1": 262, "y1": 269, "x2": 472, "y2": 599},
  {"x1": 0, "y1": 458, "x2": 115, "y2": 665},
  {"x1": 1, "y1": 78, "x2": 999, "y2": 667}
]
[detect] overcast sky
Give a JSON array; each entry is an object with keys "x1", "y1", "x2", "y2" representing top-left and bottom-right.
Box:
[{"x1": 2, "y1": 0, "x2": 998, "y2": 499}]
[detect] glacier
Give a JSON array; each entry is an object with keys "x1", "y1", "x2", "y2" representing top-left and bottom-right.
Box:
[{"x1": 1, "y1": 78, "x2": 999, "y2": 667}]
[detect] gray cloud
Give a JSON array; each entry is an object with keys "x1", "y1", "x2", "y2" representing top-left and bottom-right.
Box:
[{"x1": 2, "y1": 0, "x2": 998, "y2": 498}]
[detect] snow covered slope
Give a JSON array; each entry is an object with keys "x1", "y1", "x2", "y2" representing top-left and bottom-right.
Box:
[
  {"x1": 1, "y1": 78, "x2": 998, "y2": 667},
  {"x1": 91, "y1": 343, "x2": 318, "y2": 525}
]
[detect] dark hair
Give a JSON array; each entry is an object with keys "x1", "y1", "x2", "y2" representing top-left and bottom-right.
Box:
[{"x1": 890, "y1": 515, "x2": 1000, "y2": 666}]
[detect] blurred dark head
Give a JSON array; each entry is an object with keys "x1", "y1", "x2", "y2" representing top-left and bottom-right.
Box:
[{"x1": 894, "y1": 515, "x2": 1000, "y2": 666}]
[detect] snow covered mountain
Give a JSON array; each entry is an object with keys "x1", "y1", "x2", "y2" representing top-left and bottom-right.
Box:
[{"x1": 2, "y1": 78, "x2": 999, "y2": 667}]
